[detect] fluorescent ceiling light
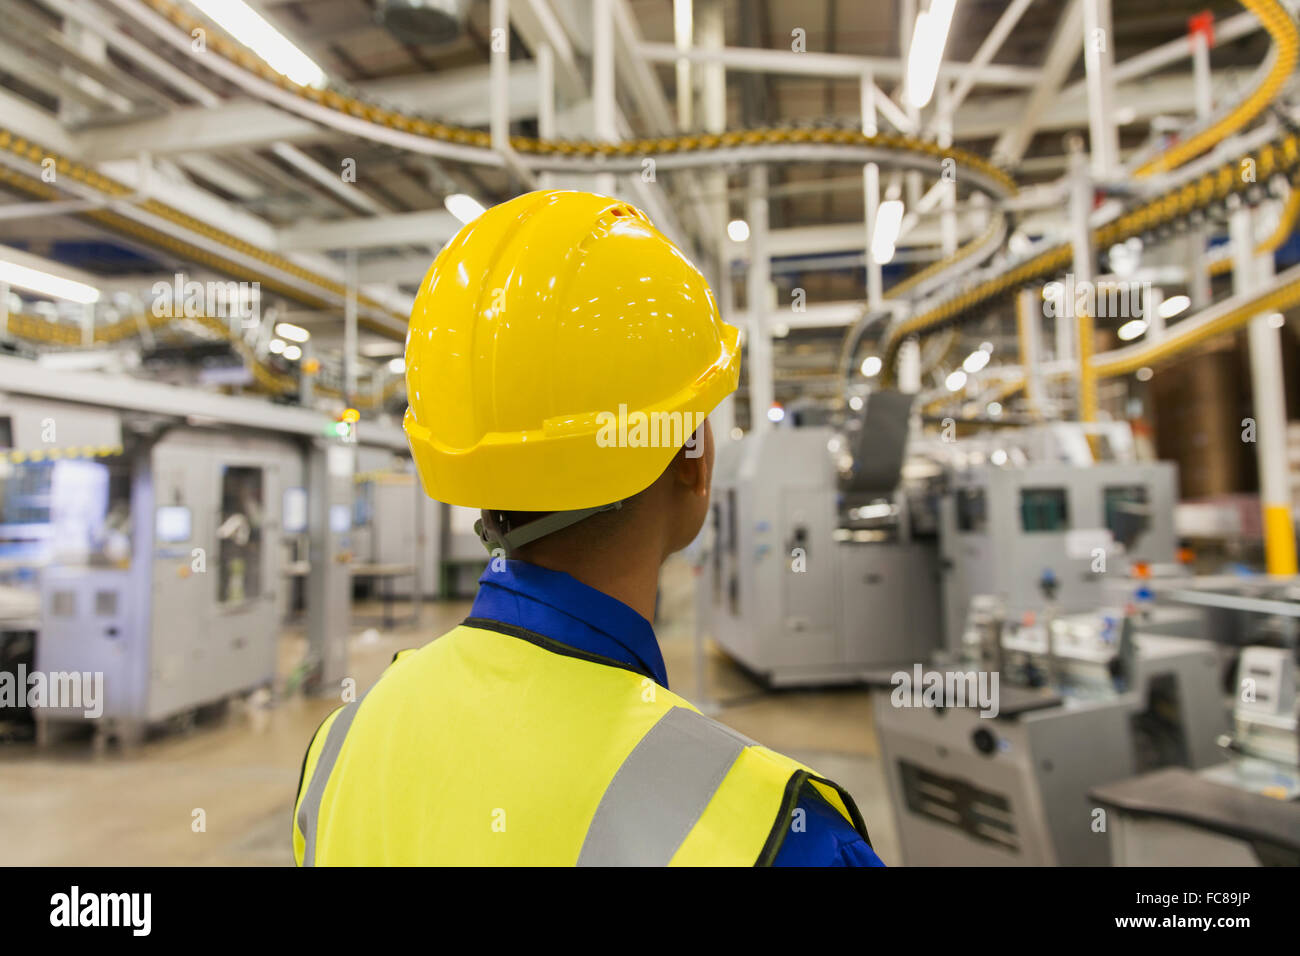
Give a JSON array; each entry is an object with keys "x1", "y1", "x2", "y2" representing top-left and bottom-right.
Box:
[
  {"x1": 1157, "y1": 295, "x2": 1190, "y2": 319},
  {"x1": 282, "y1": 344, "x2": 302, "y2": 361},
  {"x1": 674, "y1": 0, "x2": 693, "y2": 47},
  {"x1": 268, "y1": 338, "x2": 286, "y2": 354},
  {"x1": 1117, "y1": 319, "x2": 1148, "y2": 341},
  {"x1": 860, "y1": 355, "x2": 883, "y2": 377},
  {"x1": 445, "y1": 193, "x2": 487, "y2": 225},
  {"x1": 388, "y1": 357, "x2": 406, "y2": 374},
  {"x1": 871, "y1": 199, "x2": 905, "y2": 264},
  {"x1": 904, "y1": 0, "x2": 957, "y2": 110},
  {"x1": 727, "y1": 219, "x2": 750, "y2": 242},
  {"x1": 274, "y1": 321, "x2": 310, "y2": 342},
  {"x1": 945, "y1": 369, "x2": 967, "y2": 392},
  {"x1": 767, "y1": 405, "x2": 785, "y2": 423},
  {"x1": 962, "y1": 349, "x2": 990, "y2": 373},
  {"x1": 189, "y1": 0, "x2": 325, "y2": 88},
  {"x1": 0, "y1": 259, "x2": 99, "y2": 304},
  {"x1": 857, "y1": 503, "x2": 893, "y2": 520}
]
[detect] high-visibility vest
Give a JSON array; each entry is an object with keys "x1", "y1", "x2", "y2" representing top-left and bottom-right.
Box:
[{"x1": 293, "y1": 620, "x2": 871, "y2": 866}]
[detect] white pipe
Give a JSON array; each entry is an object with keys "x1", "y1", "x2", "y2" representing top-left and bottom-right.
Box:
[
  {"x1": 344, "y1": 249, "x2": 358, "y2": 401},
  {"x1": 947, "y1": 0, "x2": 1035, "y2": 112},
  {"x1": 1081, "y1": 0, "x2": 1119, "y2": 179},
  {"x1": 674, "y1": 0, "x2": 693, "y2": 130},
  {"x1": 490, "y1": 0, "x2": 510, "y2": 154},
  {"x1": 1233, "y1": 204, "x2": 1297, "y2": 574},
  {"x1": 746, "y1": 165, "x2": 773, "y2": 429},
  {"x1": 1192, "y1": 30, "x2": 1213, "y2": 118},
  {"x1": 537, "y1": 42, "x2": 555, "y2": 189},
  {"x1": 1062, "y1": 148, "x2": 1093, "y2": 366},
  {"x1": 593, "y1": 0, "x2": 617, "y2": 195},
  {"x1": 861, "y1": 72, "x2": 883, "y2": 309}
]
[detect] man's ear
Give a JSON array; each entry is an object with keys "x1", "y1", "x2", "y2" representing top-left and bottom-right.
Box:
[{"x1": 674, "y1": 424, "x2": 711, "y2": 497}]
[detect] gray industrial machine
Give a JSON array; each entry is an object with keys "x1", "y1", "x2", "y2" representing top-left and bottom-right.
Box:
[
  {"x1": 33, "y1": 427, "x2": 300, "y2": 742},
  {"x1": 874, "y1": 604, "x2": 1226, "y2": 865},
  {"x1": 1102, "y1": 570, "x2": 1300, "y2": 648},
  {"x1": 705, "y1": 391, "x2": 942, "y2": 686},
  {"x1": 1092, "y1": 645, "x2": 1300, "y2": 866},
  {"x1": 939, "y1": 460, "x2": 1179, "y2": 650},
  {"x1": 0, "y1": 357, "x2": 412, "y2": 747}
]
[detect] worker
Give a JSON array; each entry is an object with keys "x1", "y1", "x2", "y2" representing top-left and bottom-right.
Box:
[{"x1": 293, "y1": 190, "x2": 882, "y2": 866}]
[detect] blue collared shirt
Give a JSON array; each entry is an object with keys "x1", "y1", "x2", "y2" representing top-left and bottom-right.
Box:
[{"x1": 470, "y1": 559, "x2": 884, "y2": 867}]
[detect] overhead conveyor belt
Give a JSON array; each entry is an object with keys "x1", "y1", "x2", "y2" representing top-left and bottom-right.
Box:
[
  {"x1": 1, "y1": 0, "x2": 1293, "y2": 411},
  {"x1": 5, "y1": 305, "x2": 298, "y2": 396},
  {"x1": 877, "y1": 0, "x2": 1300, "y2": 383},
  {"x1": 4, "y1": 305, "x2": 409, "y2": 407},
  {"x1": 1135, "y1": 0, "x2": 1299, "y2": 177},
  {"x1": 0, "y1": 145, "x2": 411, "y2": 343},
  {"x1": 104, "y1": 0, "x2": 1018, "y2": 201},
  {"x1": 923, "y1": 256, "x2": 1300, "y2": 419},
  {"x1": 1092, "y1": 258, "x2": 1300, "y2": 378},
  {"x1": 0, "y1": 0, "x2": 1024, "y2": 369},
  {"x1": 836, "y1": 213, "x2": 1009, "y2": 391},
  {"x1": 880, "y1": 139, "x2": 1300, "y2": 380}
]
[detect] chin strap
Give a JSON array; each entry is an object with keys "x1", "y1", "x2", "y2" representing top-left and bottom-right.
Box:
[{"x1": 474, "y1": 501, "x2": 623, "y2": 555}]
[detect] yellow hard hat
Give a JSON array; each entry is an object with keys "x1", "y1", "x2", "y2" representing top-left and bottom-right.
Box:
[{"x1": 403, "y1": 189, "x2": 741, "y2": 512}]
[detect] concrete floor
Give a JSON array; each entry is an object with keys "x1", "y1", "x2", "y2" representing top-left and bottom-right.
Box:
[{"x1": 0, "y1": 556, "x2": 899, "y2": 866}]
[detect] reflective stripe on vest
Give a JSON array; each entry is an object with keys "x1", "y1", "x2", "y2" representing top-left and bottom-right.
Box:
[
  {"x1": 292, "y1": 623, "x2": 869, "y2": 865},
  {"x1": 297, "y1": 695, "x2": 364, "y2": 868},
  {"x1": 578, "y1": 706, "x2": 755, "y2": 865},
  {"x1": 298, "y1": 702, "x2": 756, "y2": 867}
]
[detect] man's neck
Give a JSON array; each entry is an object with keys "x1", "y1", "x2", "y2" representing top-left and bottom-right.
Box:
[{"x1": 518, "y1": 546, "x2": 662, "y2": 624}]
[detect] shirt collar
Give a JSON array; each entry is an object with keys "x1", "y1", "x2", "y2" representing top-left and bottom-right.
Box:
[{"x1": 470, "y1": 559, "x2": 668, "y2": 687}]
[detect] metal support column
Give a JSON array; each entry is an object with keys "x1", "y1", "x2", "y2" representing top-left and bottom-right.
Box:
[
  {"x1": 1081, "y1": 0, "x2": 1119, "y2": 179},
  {"x1": 1188, "y1": 23, "x2": 1215, "y2": 310},
  {"x1": 936, "y1": 84, "x2": 959, "y2": 258},
  {"x1": 537, "y1": 42, "x2": 556, "y2": 190},
  {"x1": 306, "y1": 440, "x2": 354, "y2": 693},
  {"x1": 746, "y1": 164, "x2": 773, "y2": 430},
  {"x1": 1233, "y1": 204, "x2": 1298, "y2": 575},
  {"x1": 861, "y1": 72, "x2": 883, "y2": 309},
  {"x1": 1068, "y1": 145, "x2": 1097, "y2": 420},
  {"x1": 1017, "y1": 287, "x2": 1044, "y2": 416},
  {"x1": 344, "y1": 248, "x2": 358, "y2": 404},
  {"x1": 674, "y1": 0, "x2": 694, "y2": 130},
  {"x1": 592, "y1": 0, "x2": 617, "y2": 196},
  {"x1": 700, "y1": 0, "x2": 732, "y2": 438},
  {"x1": 490, "y1": 0, "x2": 510, "y2": 154}
]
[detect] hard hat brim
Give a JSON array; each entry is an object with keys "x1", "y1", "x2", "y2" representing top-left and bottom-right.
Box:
[{"x1": 405, "y1": 321, "x2": 741, "y2": 511}]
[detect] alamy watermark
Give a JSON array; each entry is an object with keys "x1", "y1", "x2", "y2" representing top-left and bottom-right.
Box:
[
  {"x1": 152, "y1": 273, "x2": 261, "y2": 326},
  {"x1": 0, "y1": 666, "x2": 103, "y2": 718},
  {"x1": 1043, "y1": 275, "x2": 1152, "y2": 320},
  {"x1": 890, "y1": 664, "x2": 1000, "y2": 718},
  {"x1": 595, "y1": 405, "x2": 706, "y2": 458},
  {"x1": 50, "y1": 886, "x2": 150, "y2": 936}
]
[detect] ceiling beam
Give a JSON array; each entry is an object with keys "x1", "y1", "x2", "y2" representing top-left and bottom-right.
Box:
[
  {"x1": 74, "y1": 100, "x2": 328, "y2": 160},
  {"x1": 638, "y1": 42, "x2": 1043, "y2": 88},
  {"x1": 992, "y1": 0, "x2": 1083, "y2": 166},
  {"x1": 73, "y1": 61, "x2": 541, "y2": 161},
  {"x1": 276, "y1": 210, "x2": 461, "y2": 252}
]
